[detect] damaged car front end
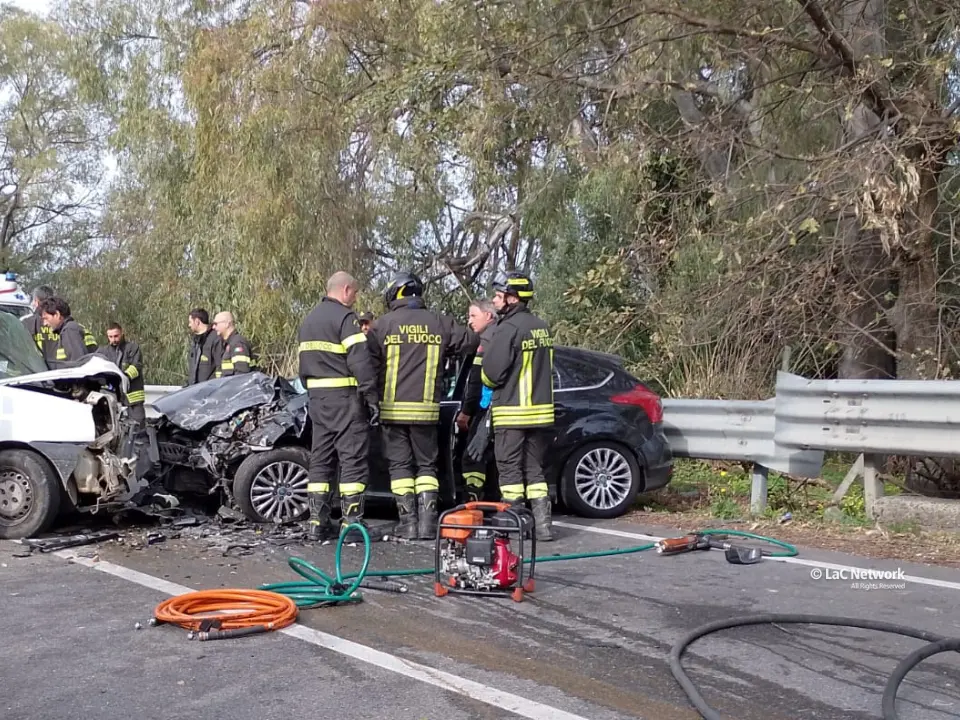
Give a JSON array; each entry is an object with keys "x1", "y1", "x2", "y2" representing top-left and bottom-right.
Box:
[
  {"x1": 147, "y1": 373, "x2": 310, "y2": 521},
  {"x1": 0, "y1": 313, "x2": 146, "y2": 538}
]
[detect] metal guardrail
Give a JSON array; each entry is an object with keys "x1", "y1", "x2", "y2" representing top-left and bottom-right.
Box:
[
  {"x1": 662, "y1": 398, "x2": 825, "y2": 513},
  {"x1": 773, "y1": 370, "x2": 960, "y2": 515},
  {"x1": 773, "y1": 370, "x2": 960, "y2": 457}
]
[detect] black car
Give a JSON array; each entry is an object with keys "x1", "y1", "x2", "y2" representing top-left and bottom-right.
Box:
[{"x1": 147, "y1": 345, "x2": 673, "y2": 523}]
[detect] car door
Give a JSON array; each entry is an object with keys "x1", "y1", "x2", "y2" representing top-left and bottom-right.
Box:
[{"x1": 438, "y1": 352, "x2": 472, "y2": 506}]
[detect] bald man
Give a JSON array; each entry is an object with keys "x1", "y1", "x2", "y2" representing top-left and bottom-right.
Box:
[
  {"x1": 297, "y1": 270, "x2": 379, "y2": 542},
  {"x1": 213, "y1": 311, "x2": 258, "y2": 378}
]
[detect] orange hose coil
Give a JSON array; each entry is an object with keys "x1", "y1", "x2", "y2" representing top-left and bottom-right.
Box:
[{"x1": 154, "y1": 589, "x2": 298, "y2": 632}]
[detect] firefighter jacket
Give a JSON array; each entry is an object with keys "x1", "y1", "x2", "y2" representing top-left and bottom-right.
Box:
[
  {"x1": 367, "y1": 297, "x2": 479, "y2": 424},
  {"x1": 217, "y1": 331, "x2": 257, "y2": 377},
  {"x1": 480, "y1": 304, "x2": 555, "y2": 429},
  {"x1": 50, "y1": 317, "x2": 97, "y2": 367},
  {"x1": 297, "y1": 296, "x2": 378, "y2": 406},
  {"x1": 97, "y1": 340, "x2": 145, "y2": 406},
  {"x1": 188, "y1": 328, "x2": 221, "y2": 384},
  {"x1": 461, "y1": 325, "x2": 496, "y2": 418},
  {"x1": 21, "y1": 313, "x2": 57, "y2": 367}
]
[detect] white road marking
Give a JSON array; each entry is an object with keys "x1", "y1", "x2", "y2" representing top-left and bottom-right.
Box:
[
  {"x1": 53, "y1": 549, "x2": 594, "y2": 720},
  {"x1": 552, "y1": 521, "x2": 960, "y2": 592}
]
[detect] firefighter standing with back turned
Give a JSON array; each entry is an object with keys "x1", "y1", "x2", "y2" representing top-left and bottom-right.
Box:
[
  {"x1": 298, "y1": 271, "x2": 380, "y2": 542},
  {"x1": 481, "y1": 272, "x2": 556, "y2": 541},
  {"x1": 367, "y1": 272, "x2": 478, "y2": 539}
]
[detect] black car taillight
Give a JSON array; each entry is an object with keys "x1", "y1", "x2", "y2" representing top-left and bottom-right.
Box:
[{"x1": 610, "y1": 384, "x2": 663, "y2": 423}]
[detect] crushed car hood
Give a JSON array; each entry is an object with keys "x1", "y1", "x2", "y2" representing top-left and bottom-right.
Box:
[
  {"x1": 0, "y1": 355, "x2": 129, "y2": 391},
  {"x1": 152, "y1": 372, "x2": 305, "y2": 433}
]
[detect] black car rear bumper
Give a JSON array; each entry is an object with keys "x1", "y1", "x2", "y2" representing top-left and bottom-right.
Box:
[{"x1": 636, "y1": 426, "x2": 673, "y2": 492}]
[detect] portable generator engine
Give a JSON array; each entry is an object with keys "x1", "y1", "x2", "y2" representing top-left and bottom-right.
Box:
[{"x1": 434, "y1": 502, "x2": 537, "y2": 603}]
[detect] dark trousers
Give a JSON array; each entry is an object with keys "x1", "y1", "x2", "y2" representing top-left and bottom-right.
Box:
[
  {"x1": 307, "y1": 390, "x2": 369, "y2": 498},
  {"x1": 127, "y1": 402, "x2": 146, "y2": 428},
  {"x1": 382, "y1": 424, "x2": 439, "y2": 495},
  {"x1": 494, "y1": 428, "x2": 549, "y2": 501}
]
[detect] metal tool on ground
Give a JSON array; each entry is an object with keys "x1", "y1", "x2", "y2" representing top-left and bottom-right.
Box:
[
  {"x1": 152, "y1": 588, "x2": 298, "y2": 641},
  {"x1": 656, "y1": 529, "x2": 795, "y2": 564},
  {"x1": 433, "y1": 501, "x2": 536, "y2": 603},
  {"x1": 22, "y1": 530, "x2": 120, "y2": 553},
  {"x1": 671, "y1": 613, "x2": 960, "y2": 720}
]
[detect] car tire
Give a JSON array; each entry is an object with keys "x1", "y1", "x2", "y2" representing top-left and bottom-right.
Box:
[
  {"x1": 0, "y1": 448, "x2": 61, "y2": 539},
  {"x1": 560, "y1": 441, "x2": 641, "y2": 519},
  {"x1": 233, "y1": 446, "x2": 311, "y2": 524}
]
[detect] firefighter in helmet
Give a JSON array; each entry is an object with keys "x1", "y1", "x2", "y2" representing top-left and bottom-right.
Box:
[
  {"x1": 367, "y1": 271, "x2": 478, "y2": 539},
  {"x1": 480, "y1": 271, "x2": 556, "y2": 541}
]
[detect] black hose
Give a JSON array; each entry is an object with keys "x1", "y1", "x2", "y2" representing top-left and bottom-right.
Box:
[{"x1": 670, "y1": 613, "x2": 958, "y2": 720}]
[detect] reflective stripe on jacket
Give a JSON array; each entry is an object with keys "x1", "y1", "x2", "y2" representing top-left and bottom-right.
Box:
[
  {"x1": 297, "y1": 296, "x2": 377, "y2": 404},
  {"x1": 367, "y1": 297, "x2": 477, "y2": 424},
  {"x1": 97, "y1": 340, "x2": 145, "y2": 405},
  {"x1": 51, "y1": 317, "x2": 96, "y2": 367},
  {"x1": 480, "y1": 304, "x2": 555, "y2": 428},
  {"x1": 218, "y1": 332, "x2": 257, "y2": 377}
]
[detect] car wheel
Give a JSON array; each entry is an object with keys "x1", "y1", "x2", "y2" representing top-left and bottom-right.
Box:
[
  {"x1": 561, "y1": 441, "x2": 641, "y2": 519},
  {"x1": 0, "y1": 449, "x2": 61, "y2": 539},
  {"x1": 233, "y1": 447, "x2": 310, "y2": 524}
]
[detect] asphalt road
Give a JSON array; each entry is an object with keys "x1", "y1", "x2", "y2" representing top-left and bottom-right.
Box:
[{"x1": 2, "y1": 515, "x2": 959, "y2": 720}]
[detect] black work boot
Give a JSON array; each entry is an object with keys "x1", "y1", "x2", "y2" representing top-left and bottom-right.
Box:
[
  {"x1": 339, "y1": 493, "x2": 369, "y2": 544},
  {"x1": 394, "y1": 494, "x2": 418, "y2": 539},
  {"x1": 529, "y1": 497, "x2": 554, "y2": 542},
  {"x1": 417, "y1": 491, "x2": 439, "y2": 540},
  {"x1": 306, "y1": 493, "x2": 336, "y2": 542}
]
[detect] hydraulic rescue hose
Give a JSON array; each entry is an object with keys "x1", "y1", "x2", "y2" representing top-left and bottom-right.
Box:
[
  {"x1": 153, "y1": 588, "x2": 298, "y2": 641},
  {"x1": 259, "y1": 525, "x2": 798, "y2": 607},
  {"x1": 671, "y1": 614, "x2": 960, "y2": 720}
]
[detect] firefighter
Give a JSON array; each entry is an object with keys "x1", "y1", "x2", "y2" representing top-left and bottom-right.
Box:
[
  {"x1": 21, "y1": 285, "x2": 58, "y2": 366},
  {"x1": 480, "y1": 271, "x2": 556, "y2": 541},
  {"x1": 213, "y1": 311, "x2": 257, "y2": 377},
  {"x1": 39, "y1": 297, "x2": 97, "y2": 367},
  {"x1": 187, "y1": 308, "x2": 221, "y2": 384},
  {"x1": 367, "y1": 271, "x2": 478, "y2": 539},
  {"x1": 358, "y1": 312, "x2": 375, "y2": 335},
  {"x1": 98, "y1": 322, "x2": 146, "y2": 427},
  {"x1": 455, "y1": 298, "x2": 498, "y2": 501},
  {"x1": 298, "y1": 271, "x2": 380, "y2": 542}
]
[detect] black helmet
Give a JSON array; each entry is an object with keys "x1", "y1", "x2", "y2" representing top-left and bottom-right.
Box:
[
  {"x1": 383, "y1": 271, "x2": 424, "y2": 305},
  {"x1": 492, "y1": 271, "x2": 534, "y2": 301}
]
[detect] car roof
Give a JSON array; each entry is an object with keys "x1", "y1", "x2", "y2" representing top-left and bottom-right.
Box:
[{"x1": 554, "y1": 345, "x2": 625, "y2": 370}]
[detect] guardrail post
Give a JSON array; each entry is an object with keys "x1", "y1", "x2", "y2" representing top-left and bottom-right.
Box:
[
  {"x1": 863, "y1": 454, "x2": 884, "y2": 517},
  {"x1": 750, "y1": 463, "x2": 769, "y2": 514}
]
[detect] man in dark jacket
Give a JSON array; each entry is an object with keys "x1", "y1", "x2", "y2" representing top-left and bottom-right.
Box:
[
  {"x1": 98, "y1": 322, "x2": 146, "y2": 427},
  {"x1": 39, "y1": 297, "x2": 97, "y2": 368},
  {"x1": 187, "y1": 308, "x2": 221, "y2": 384},
  {"x1": 213, "y1": 311, "x2": 257, "y2": 377},
  {"x1": 481, "y1": 271, "x2": 556, "y2": 541},
  {"x1": 298, "y1": 271, "x2": 380, "y2": 542},
  {"x1": 455, "y1": 298, "x2": 498, "y2": 501},
  {"x1": 21, "y1": 285, "x2": 58, "y2": 366},
  {"x1": 367, "y1": 272, "x2": 478, "y2": 539}
]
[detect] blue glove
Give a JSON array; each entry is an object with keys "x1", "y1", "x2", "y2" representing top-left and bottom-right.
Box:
[{"x1": 480, "y1": 385, "x2": 493, "y2": 409}]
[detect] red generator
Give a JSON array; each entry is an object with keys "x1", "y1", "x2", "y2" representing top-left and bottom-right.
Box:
[{"x1": 433, "y1": 502, "x2": 537, "y2": 602}]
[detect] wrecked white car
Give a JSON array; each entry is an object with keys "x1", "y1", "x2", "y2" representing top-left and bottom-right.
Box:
[{"x1": 0, "y1": 312, "x2": 146, "y2": 539}]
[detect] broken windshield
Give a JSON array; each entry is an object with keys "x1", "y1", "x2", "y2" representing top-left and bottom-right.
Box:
[{"x1": 0, "y1": 312, "x2": 49, "y2": 378}]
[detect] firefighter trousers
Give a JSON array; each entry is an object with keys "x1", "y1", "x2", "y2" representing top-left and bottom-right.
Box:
[
  {"x1": 381, "y1": 424, "x2": 440, "y2": 496},
  {"x1": 307, "y1": 390, "x2": 370, "y2": 501},
  {"x1": 127, "y1": 402, "x2": 146, "y2": 429},
  {"x1": 494, "y1": 428, "x2": 549, "y2": 502},
  {"x1": 460, "y1": 414, "x2": 490, "y2": 499}
]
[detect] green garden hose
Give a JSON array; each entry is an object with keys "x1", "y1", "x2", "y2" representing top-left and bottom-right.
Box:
[{"x1": 260, "y1": 525, "x2": 797, "y2": 607}]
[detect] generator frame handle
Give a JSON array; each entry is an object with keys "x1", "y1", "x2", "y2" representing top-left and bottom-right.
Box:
[{"x1": 434, "y1": 503, "x2": 537, "y2": 602}]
